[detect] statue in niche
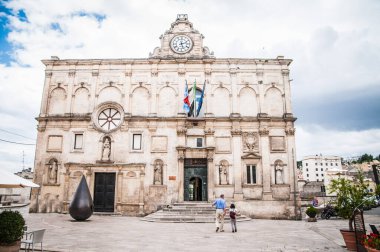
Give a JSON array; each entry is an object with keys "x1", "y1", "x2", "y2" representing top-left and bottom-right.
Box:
[
  {"x1": 219, "y1": 160, "x2": 229, "y2": 185},
  {"x1": 275, "y1": 163, "x2": 284, "y2": 184},
  {"x1": 101, "y1": 137, "x2": 111, "y2": 161},
  {"x1": 154, "y1": 160, "x2": 163, "y2": 185},
  {"x1": 48, "y1": 160, "x2": 58, "y2": 184}
]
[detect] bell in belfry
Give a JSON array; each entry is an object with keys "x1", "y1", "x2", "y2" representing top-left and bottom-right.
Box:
[{"x1": 69, "y1": 175, "x2": 94, "y2": 221}]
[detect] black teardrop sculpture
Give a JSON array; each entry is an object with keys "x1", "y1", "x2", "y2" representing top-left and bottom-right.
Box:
[{"x1": 69, "y1": 175, "x2": 94, "y2": 221}]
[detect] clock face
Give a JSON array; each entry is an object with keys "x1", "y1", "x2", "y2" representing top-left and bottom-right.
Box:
[
  {"x1": 170, "y1": 35, "x2": 193, "y2": 54},
  {"x1": 97, "y1": 108, "x2": 122, "y2": 131}
]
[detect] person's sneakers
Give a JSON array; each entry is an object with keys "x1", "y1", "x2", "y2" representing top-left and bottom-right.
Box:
[
  {"x1": 232, "y1": 230, "x2": 235, "y2": 233},
  {"x1": 235, "y1": 229, "x2": 237, "y2": 232},
  {"x1": 216, "y1": 227, "x2": 219, "y2": 232},
  {"x1": 220, "y1": 230, "x2": 224, "y2": 232}
]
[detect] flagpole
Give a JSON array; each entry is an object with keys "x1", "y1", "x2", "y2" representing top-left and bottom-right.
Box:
[{"x1": 193, "y1": 79, "x2": 196, "y2": 117}]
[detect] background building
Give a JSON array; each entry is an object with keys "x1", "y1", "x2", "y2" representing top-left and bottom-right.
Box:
[
  {"x1": 301, "y1": 154, "x2": 342, "y2": 182},
  {"x1": 31, "y1": 15, "x2": 299, "y2": 219}
]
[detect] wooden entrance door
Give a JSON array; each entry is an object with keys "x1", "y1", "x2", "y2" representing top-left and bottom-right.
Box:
[{"x1": 94, "y1": 173, "x2": 115, "y2": 212}]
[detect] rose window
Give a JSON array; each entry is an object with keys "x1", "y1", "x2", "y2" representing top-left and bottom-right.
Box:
[{"x1": 97, "y1": 108, "x2": 122, "y2": 131}]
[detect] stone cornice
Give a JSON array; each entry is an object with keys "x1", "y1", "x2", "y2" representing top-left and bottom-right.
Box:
[{"x1": 41, "y1": 57, "x2": 292, "y2": 67}]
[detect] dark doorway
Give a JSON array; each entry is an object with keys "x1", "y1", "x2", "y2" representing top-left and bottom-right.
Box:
[
  {"x1": 94, "y1": 173, "x2": 115, "y2": 212},
  {"x1": 189, "y1": 177, "x2": 203, "y2": 201},
  {"x1": 184, "y1": 158, "x2": 207, "y2": 201}
]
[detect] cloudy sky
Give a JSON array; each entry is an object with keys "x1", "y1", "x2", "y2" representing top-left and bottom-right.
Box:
[{"x1": 0, "y1": 0, "x2": 379, "y2": 173}]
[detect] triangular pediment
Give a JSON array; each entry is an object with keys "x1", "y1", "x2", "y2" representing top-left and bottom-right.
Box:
[{"x1": 241, "y1": 152, "x2": 262, "y2": 159}]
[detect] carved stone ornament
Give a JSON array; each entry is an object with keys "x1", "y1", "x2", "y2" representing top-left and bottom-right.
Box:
[
  {"x1": 204, "y1": 128, "x2": 215, "y2": 135},
  {"x1": 177, "y1": 127, "x2": 187, "y2": 135},
  {"x1": 242, "y1": 132, "x2": 258, "y2": 152},
  {"x1": 259, "y1": 128, "x2": 269, "y2": 136},
  {"x1": 285, "y1": 127, "x2": 296, "y2": 135},
  {"x1": 231, "y1": 129, "x2": 242, "y2": 136}
]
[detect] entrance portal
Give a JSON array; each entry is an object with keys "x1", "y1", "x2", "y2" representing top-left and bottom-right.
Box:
[
  {"x1": 189, "y1": 177, "x2": 203, "y2": 201},
  {"x1": 94, "y1": 173, "x2": 115, "y2": 212},
  {"x1": 184, "y1": 158, "x2": 207, "y2": 201}
]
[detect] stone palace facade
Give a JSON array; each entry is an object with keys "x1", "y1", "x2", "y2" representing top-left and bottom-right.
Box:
[{"x1": 31, "y1": 15, "x2": 300, "y2": 219}]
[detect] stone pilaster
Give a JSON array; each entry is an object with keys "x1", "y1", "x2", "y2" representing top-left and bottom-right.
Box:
[
  {"x1": 282, "y1": 69, "x2": 292, "y2": 114},
  {"x1": 176, "y1": 146, "x2": 186, "y2": 202},
  {"x1": 65, "y1": 69, "x2": 76, "y2": 113},
  {"x1": 231, "y1": 126, "x2": 243, "y2": 200},
  {"x1": 40, "y1": 70, "x2": 53, "y2": 116},
  {"x1": 206, "y1": 147, "x2": 215, "y2": 200},
  {"x1": 138, "y1": 166, "x2": 145, "y2": 216}
]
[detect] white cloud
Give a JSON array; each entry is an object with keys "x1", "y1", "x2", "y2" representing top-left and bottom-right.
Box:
[{"x1": 296, "y1": 125, "x2": 380, "y2": 159}]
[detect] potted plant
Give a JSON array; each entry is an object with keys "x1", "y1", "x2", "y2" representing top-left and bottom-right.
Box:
[
  {"x1": 0, "y1": 210, "x2": 25, "y2": 252},
  {"x1": 329, "y1": 170, "x2": 374, "y2": 251},
  {"x1": 363, "y1": 233, "x2": 380, "y2": 252},
  {"x1": 305, "y1": 205, "x2": 317, "y2": 222}
]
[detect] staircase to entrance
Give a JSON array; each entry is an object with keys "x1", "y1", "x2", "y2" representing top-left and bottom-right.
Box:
[{"x1": 141, "y1": 202, "x2": 251, "y2": 223}]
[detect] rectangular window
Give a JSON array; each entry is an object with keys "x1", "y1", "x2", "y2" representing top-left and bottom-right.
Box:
[
  {"x1": 320, "y1": 163, "x2": 323, "y2": 166},
  {"x1": 336, "y1": 163, "x2": 338, "y2": 166},
  {"x1": 322, "y1": 174, "x2": 324, "y2": 177},
  {"x1": 306, "y1": 168, "x2": 309, "y2": 172},
  {"x1": 315, "y1": 163, "x2": 317, "y2": 165},
  {"x1": 74, "y1": 134, "x2": 83, "y2": 150},
  {"x1": 317, "y1": 179, "x2": 319, "y2": 182},
  {"x1": 325, "y1": 163, "x2": 328, "y2": 166},
  {"x1": 316, "y1": 174, "x2": 319, "y2": 176},
  {"x1": 196, "y1": 138, "x2": 203, "y2": 148},
  {"x1": 306, "y1": 174, "x2": 309, "y2": 177},
  {"x1": 321, "y1": 168, "x2": 323, "y2": 171},
  {"x1": 331, "y1": 163, "x2": 333, "y2": 166},
  {"x1": 321, "y1": 186, "x2": 326, "y2": 192},
  {"x1": 246, "y1": 165, "x2": 256, "y2": 184},
  {"x1": 132, "y1": 134, "x2": 142, "y2": 150},
  {"x1": 316, "y1": 168, "x2": 318, "y2": 171},
  {"x1": 306, "y1": 163, "x2": 308, "y2": 166}
]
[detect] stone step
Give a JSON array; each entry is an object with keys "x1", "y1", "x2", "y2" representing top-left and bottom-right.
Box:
[{"x1": 141, "y1": 202, "x2": 251, "y2": 223}]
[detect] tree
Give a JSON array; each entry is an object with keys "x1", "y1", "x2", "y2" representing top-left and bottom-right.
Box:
[
  {"x1": 357, "y1": 153, "x2": 373, "y2": 163},
  {"x1": 329, "y1": 170, "x2": 372, "y2": 231}
]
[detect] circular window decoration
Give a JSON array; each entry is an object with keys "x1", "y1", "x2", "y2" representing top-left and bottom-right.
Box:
[{"x1": 97, "y1": 108, "x2": 122, "y2": 131}]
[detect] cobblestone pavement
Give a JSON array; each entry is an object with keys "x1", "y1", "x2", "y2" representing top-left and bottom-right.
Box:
[{"x1": 21, "y1": 210, "x2": 380, "y2": 252}]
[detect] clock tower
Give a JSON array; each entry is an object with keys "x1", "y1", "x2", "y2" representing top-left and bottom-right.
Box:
[{"x1": 149, "y1": 14, "x2": 215, "y2": 59}]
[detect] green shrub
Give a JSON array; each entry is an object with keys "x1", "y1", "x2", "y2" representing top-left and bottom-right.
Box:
[
  {"x1": 306, "y1": 206, "x2": 317, "y2": 218},
  {"x1": 0, "y1": 210, "x2": 25, "y2": 245}
]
